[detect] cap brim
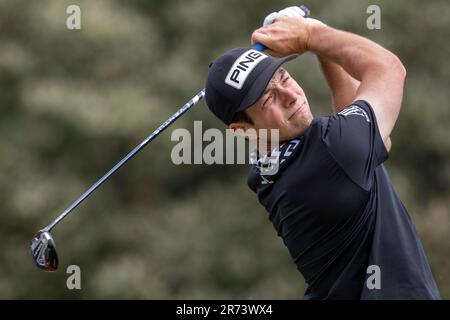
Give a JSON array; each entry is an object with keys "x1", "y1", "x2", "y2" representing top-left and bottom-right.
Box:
[{"x1": 236, "y1": 53, "x2": 298, "y2": 113}]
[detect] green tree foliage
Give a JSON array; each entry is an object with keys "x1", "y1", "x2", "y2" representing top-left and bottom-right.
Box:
[{"x1": 0, "y1": 0, "x2": 448, "y2": 298}]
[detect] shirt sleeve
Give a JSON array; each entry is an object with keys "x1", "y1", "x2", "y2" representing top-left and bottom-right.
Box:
[{"x1": 322, "y1": 100, "x2": 389, "y2": 191}]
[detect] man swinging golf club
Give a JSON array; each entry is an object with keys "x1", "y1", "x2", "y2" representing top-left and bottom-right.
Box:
[{"x1": 204, "y1": 7, "x2": 440, "y2": 299}]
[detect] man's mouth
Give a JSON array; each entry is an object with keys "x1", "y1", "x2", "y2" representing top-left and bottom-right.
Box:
[{"x1": 288, "y1": 102, "x2": 305, "y2": 120}]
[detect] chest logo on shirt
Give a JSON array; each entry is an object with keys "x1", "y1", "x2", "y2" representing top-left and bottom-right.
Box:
[
  {"x1": 339, "y1": 105, "x2": 370, "y2": 123},
  {"x1": 252, "y1": 139, "x2": 302, "y2": 184}
]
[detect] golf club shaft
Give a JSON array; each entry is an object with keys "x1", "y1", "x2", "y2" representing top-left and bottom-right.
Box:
[{"x1": 44, "y1": 90, "x2": 205, "y2": 232}]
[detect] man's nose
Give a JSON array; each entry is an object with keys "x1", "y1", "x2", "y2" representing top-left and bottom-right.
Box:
[{"x1": 278, "y1": 86, "x2": 297, "y2": 108}]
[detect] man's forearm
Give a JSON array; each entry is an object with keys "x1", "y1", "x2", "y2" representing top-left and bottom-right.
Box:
[
  {"x1": 308, "y1": 26, "x2": 403, "y2": 82},
  {"x1": 317, "y1": 55, "x2": 360, "y2": 113}
]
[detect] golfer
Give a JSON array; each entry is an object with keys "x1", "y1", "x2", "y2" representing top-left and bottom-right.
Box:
[{"x1": 204, "y1": 11, "x2": 440, "y2": 299}]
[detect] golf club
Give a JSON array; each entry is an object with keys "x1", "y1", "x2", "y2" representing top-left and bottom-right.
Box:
[
  {"x1": 30, "y1": 5, "x2": 310, "y2": 271},
  {"x1": 30, "y1": 90, "x2": 205, "y2": 271}
]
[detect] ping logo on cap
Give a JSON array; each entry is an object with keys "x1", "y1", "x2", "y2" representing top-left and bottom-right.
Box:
[{"x1": 225, "y1": 50, "x2": 268, "y2": 90}]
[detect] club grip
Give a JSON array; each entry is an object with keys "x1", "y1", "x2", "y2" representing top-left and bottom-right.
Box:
[
  {"x1": 252, "y1": 43, "x2": 266, "y2": 51},
  {"x1": 252, "y1": 5, "x2": 310, "y2": 52}
]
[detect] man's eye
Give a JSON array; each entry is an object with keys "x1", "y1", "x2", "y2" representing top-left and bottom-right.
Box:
[
  {"x1": 282, "y1": 77, "x2": 289, "y2": 84},
  {"x1": 263, "y1": 95, "x2": 273, "y2": 107}
]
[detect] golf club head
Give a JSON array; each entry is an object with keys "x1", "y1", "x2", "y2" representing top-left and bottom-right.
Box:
[{"x1": 30, "y1": 230, "x2": 58, "y2": 271}]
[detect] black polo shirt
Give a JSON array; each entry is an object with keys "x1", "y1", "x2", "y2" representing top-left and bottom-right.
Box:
[{"x1": 247, "y1": 100, "x2": 440, "y2": 299}]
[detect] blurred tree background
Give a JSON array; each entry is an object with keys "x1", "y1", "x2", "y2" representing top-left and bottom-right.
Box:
[{"x1": 0, "y1": 0, "x2": 448, "y2": 299}]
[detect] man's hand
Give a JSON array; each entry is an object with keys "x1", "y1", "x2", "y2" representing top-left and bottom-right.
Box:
[{"x1": 251, "y1": 16, "x2": 324, "y2": 57}]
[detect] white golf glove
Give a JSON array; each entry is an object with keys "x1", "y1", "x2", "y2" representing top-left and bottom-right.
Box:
[{"x1": 263, "y1": 6, "x2": 326, "y2": 27}]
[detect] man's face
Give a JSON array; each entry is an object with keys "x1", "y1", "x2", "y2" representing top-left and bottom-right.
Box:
[{"x1": 231, "y1": 68, "x2": 314, "y2": 143}]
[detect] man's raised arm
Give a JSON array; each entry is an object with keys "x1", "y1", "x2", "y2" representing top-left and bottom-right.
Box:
[
  {"x1": 251, "y1": 16, "x2": 406, "y2": 143},
  {"x1": 308, "y1": 24, "x2": 406, "y2": 143},
  {"x1": 318, "y1": 56, "x2": 360, "y2": 113}
]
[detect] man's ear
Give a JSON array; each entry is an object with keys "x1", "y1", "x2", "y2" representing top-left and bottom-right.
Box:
[{"x1": 229, "y1": 122, "x2": 258, "y2": 140}]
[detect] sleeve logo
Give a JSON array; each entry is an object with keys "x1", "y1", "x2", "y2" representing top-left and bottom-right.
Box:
[{"x1": 338, "y1": 105, "x2": 370, "y2": 122}]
